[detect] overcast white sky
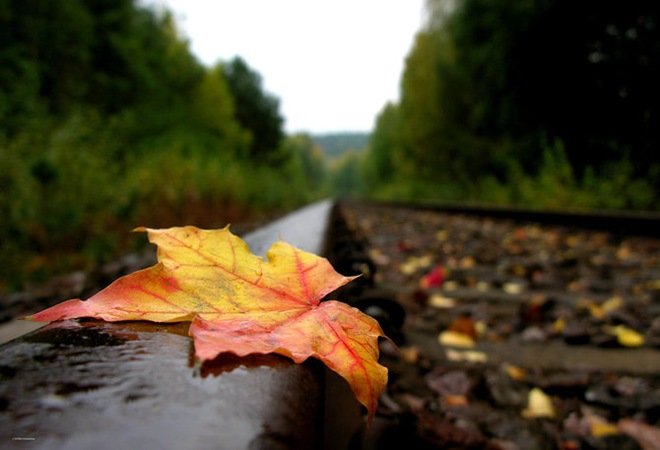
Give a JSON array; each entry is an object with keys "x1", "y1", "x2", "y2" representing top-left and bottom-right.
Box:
[{"x1": 146, "y1": 0, "x2": 426, "y2": 133}]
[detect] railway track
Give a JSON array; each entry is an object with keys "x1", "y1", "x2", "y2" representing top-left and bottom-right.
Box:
[
  {"x1": 2, "y1": 199, "x2": 659, "y2": 449},
  {"x1": 328, "y1": 200, "x2": 660, "y2": 450}
]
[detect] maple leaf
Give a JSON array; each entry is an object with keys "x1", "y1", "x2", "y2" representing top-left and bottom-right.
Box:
[{"x1": 27, "y1": 226, "x2": 388, "y2": 417}]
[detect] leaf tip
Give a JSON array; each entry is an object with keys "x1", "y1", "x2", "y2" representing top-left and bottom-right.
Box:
[
  {"x1": 27, "y1": 298, "x2": 89, "y2": 322},
  {"x1": 347, "y1": 273, "x2": 362, "y2": 283}
]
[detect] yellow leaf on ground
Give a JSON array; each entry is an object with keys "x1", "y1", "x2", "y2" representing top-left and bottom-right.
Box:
[
  {"x1": 438, "y1": 330, "x2": 475, "y2": 348},
  {"x1": 601, "y1": 296, "x2": 623, "y2": 314},
  {"x1": 446, "y1": 349, "x2": 488, "y2": 363},
  {"x1": 522, "y1": 388, "x2": 555, "y2": 419},
  {"x1": 604, "y1": 325, "x2": 645, "y2": 347},
  {"x1": 429, "y1": 294, "x2": 456, "y2": 309},
  {"x1": 400, "y1": 346, "x2": 421, "y2": 364},
  {"x1": 552, "y1": 317, "x2": 566, "y2": 333},
  {"x1": 504, "y1": 364, "x2": 527, "y2": 381},
  {"x1": 590, "y1": 420, "x2": 619, "y2": 438}
]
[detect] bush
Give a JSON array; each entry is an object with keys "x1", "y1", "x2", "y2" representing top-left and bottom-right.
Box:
[{"x1": 0, "y1": 111, "x2": 320, "y2": 292}]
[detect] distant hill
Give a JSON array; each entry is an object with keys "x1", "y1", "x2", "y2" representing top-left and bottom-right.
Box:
[{"x1": 311, "y1": 132, "x2": 370, "y2": 159}]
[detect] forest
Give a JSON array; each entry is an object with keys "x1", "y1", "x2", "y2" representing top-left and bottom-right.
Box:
[
  {"x1": 1, "y1": 0, "x2": 659, "y2": 292},
  {"x1": 311, "y1": 132, "x2": 368, "y2": 159},
  {"x1": 355, "y1": 0, "x2": 660, "y2": 210},
  {"x1": 0, "y1": 0, "x2": 325, "y2": 291}
]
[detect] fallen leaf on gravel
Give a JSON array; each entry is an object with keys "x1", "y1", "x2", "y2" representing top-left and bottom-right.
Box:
[
  {"x1": 522, "y1": 388, "x2": 555, "y2": 419},
  {"x1": 552, "y1": 317, "x2": 566, "y2": 333},
  {"x1": 399, "y1": 261, "x2": 416, "y2": 275},
  {"x1": 442, "y1": 395, "x2": 469, "y2": 407},
  {"x1": 435, "y1": 229, "x2": 449, "y2": 241},
  {"x1": 564, "y1": 412, "x2": 618, "y2": 438},
  {"x1": 645, "y1": 280, "x2": 660, "y2": 291},
  {"x1": 420, "y1": 265, "x2": 444, "y2": 289},
  {"x1": 590, "y1": 420, "x2": 619, "y2": 438},
  {"x1": 400, "y1": 255, "x2": 433, "y2": 275},
  {"x1": 604, "y1": 325, "x2": 645, "y2": 347},
  {"x1": 448, "y1": 314, "x2": 477, "y2": 338},
  {"x1": 368, "y1": 248, "x2": 391, "y2": 266},
  {"x1": 504, "y1": 364, "x2": 527, "y2": 381},
  {"x1": 503, "y1": 282, "x2": 524, "y2": 295},
  {"x1": 565, "y1": 235, "x2": 580, "y2": 247},
  {"x1": 439, "y1": 330, "x2": 475, "y2": 348},
  {"x1": 475, "y1": 321, "x2": 488, "y2": 337},
  {"x1": 601, "y1": 296, "x2": 623, "y2": 314},
  {"x1": 400, "y1": 346, "x2": 420, "y2": 364},
  {"x1": 429, "y1": 294, "x2": 456, "y2": 309},
  {"x1": 460, "y1": 256, "x2": 475, "y2": 268},
  {"x1": 446, "y1": 349, "x2": 488, "y2": 363},
  {"x1": 617, "y1": 245, "x2": 632, "y2": 260}
]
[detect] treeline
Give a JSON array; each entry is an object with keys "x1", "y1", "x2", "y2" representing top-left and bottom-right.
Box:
[
  {"x1": 0, "y1": 0, "x2": 324, "y2": 291},
  {"x1": 311, "y1": 132, "x2": 369, "y2": 159},
  {"x1": 356, "y1": 0, "x2": 660, "y2": 210}
]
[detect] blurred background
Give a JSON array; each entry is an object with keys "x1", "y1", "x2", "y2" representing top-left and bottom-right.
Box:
[{"x1": 1, "y1": 0, "x2": 659, "y2": 294}]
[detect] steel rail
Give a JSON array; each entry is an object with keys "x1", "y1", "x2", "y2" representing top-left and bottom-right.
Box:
[
  {"x1": 362, "y1": 199, "x2": 660, "y2": 237},
  {"x1": 0, "y1": 199, "x2": 363, "y2": 450}
]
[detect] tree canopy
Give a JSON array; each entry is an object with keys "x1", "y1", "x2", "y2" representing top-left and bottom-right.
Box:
[
  {"x1": 0, "y1": 0, "x2": 321, "y2": 292},
  {"x1": 222, "y1": 56, "x2": 284, "y2": 162},
  {"x1": 361, "y1": 0, "x2": 660, "y2": 209}
]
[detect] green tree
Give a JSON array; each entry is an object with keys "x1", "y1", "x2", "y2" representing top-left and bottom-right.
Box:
[
  {"x1": 284, "y1": 134, "x2": 327, "y2": 193},
  {"x1": 332, "y1": 151, "x2": 363, "y2": 198},
  {"x1": 190, "y1": 64, "x2": 249, "y2": 155},
  {"x1": 362, "y1": 103, "x2": 399, "y2": 190},
  {"x1": 222, "y1": 56, "x2": 284, "y2": 163},
  {"x1": 0, "y1": 0, "x2": 316, "y2": 292},
  {"x1": 0, "y1": 0, "x2": 94, "y2": 131},
  {"x1": 361, "y1": 0, "x2": 659, "y2": 208}
]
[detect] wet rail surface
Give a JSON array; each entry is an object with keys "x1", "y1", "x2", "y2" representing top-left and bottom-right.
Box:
[
  {"x1": 0, "y1": 200, "x2": 363, "y2": 450},
  {"x1": 2, "y1": 199, "x2": 660, "y2": 449}
]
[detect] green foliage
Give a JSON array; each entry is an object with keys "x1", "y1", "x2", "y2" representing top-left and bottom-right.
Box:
[
  {"x1": 0, "y1": 111, "x2": 319, "y2": 291},
  {"x1": 126, "y1": 135, "x2": 316, "y2": 225},
  {"x1": 362, "y1": 103, "x2": 400, "y2": 191},
  {"x1": 477, "y1": 141, "x2": 658, "y2": 210},
  {"x1": 0, "y1": 1, "x2": 322, "y2": 292},
  {"x1": 284, "y1": 134, "x2": 329, "y2": 194},
  {"x1": 188, "y1": 64, "x2": 250, "y2": 156},
  {"x1": 311, "y1": 132, "x2": 369, "y2": 159},
  {"x1": 357, "y1": 0, "x2": 659, "y2": 210},
  {"x1": 0, "y1": 111, "x2": 126, "y2": 286},
  {"x1": 331, "y1": 151, "x2": 365, "y2": 198},
  {"x1": 221, "y1": 57, "x2": 284, "y2": 163}
]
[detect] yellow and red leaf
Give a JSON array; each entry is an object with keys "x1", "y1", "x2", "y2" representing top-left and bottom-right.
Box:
[{"x1": 28, "y1": 226, "x2": 387, "y2": 417}]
